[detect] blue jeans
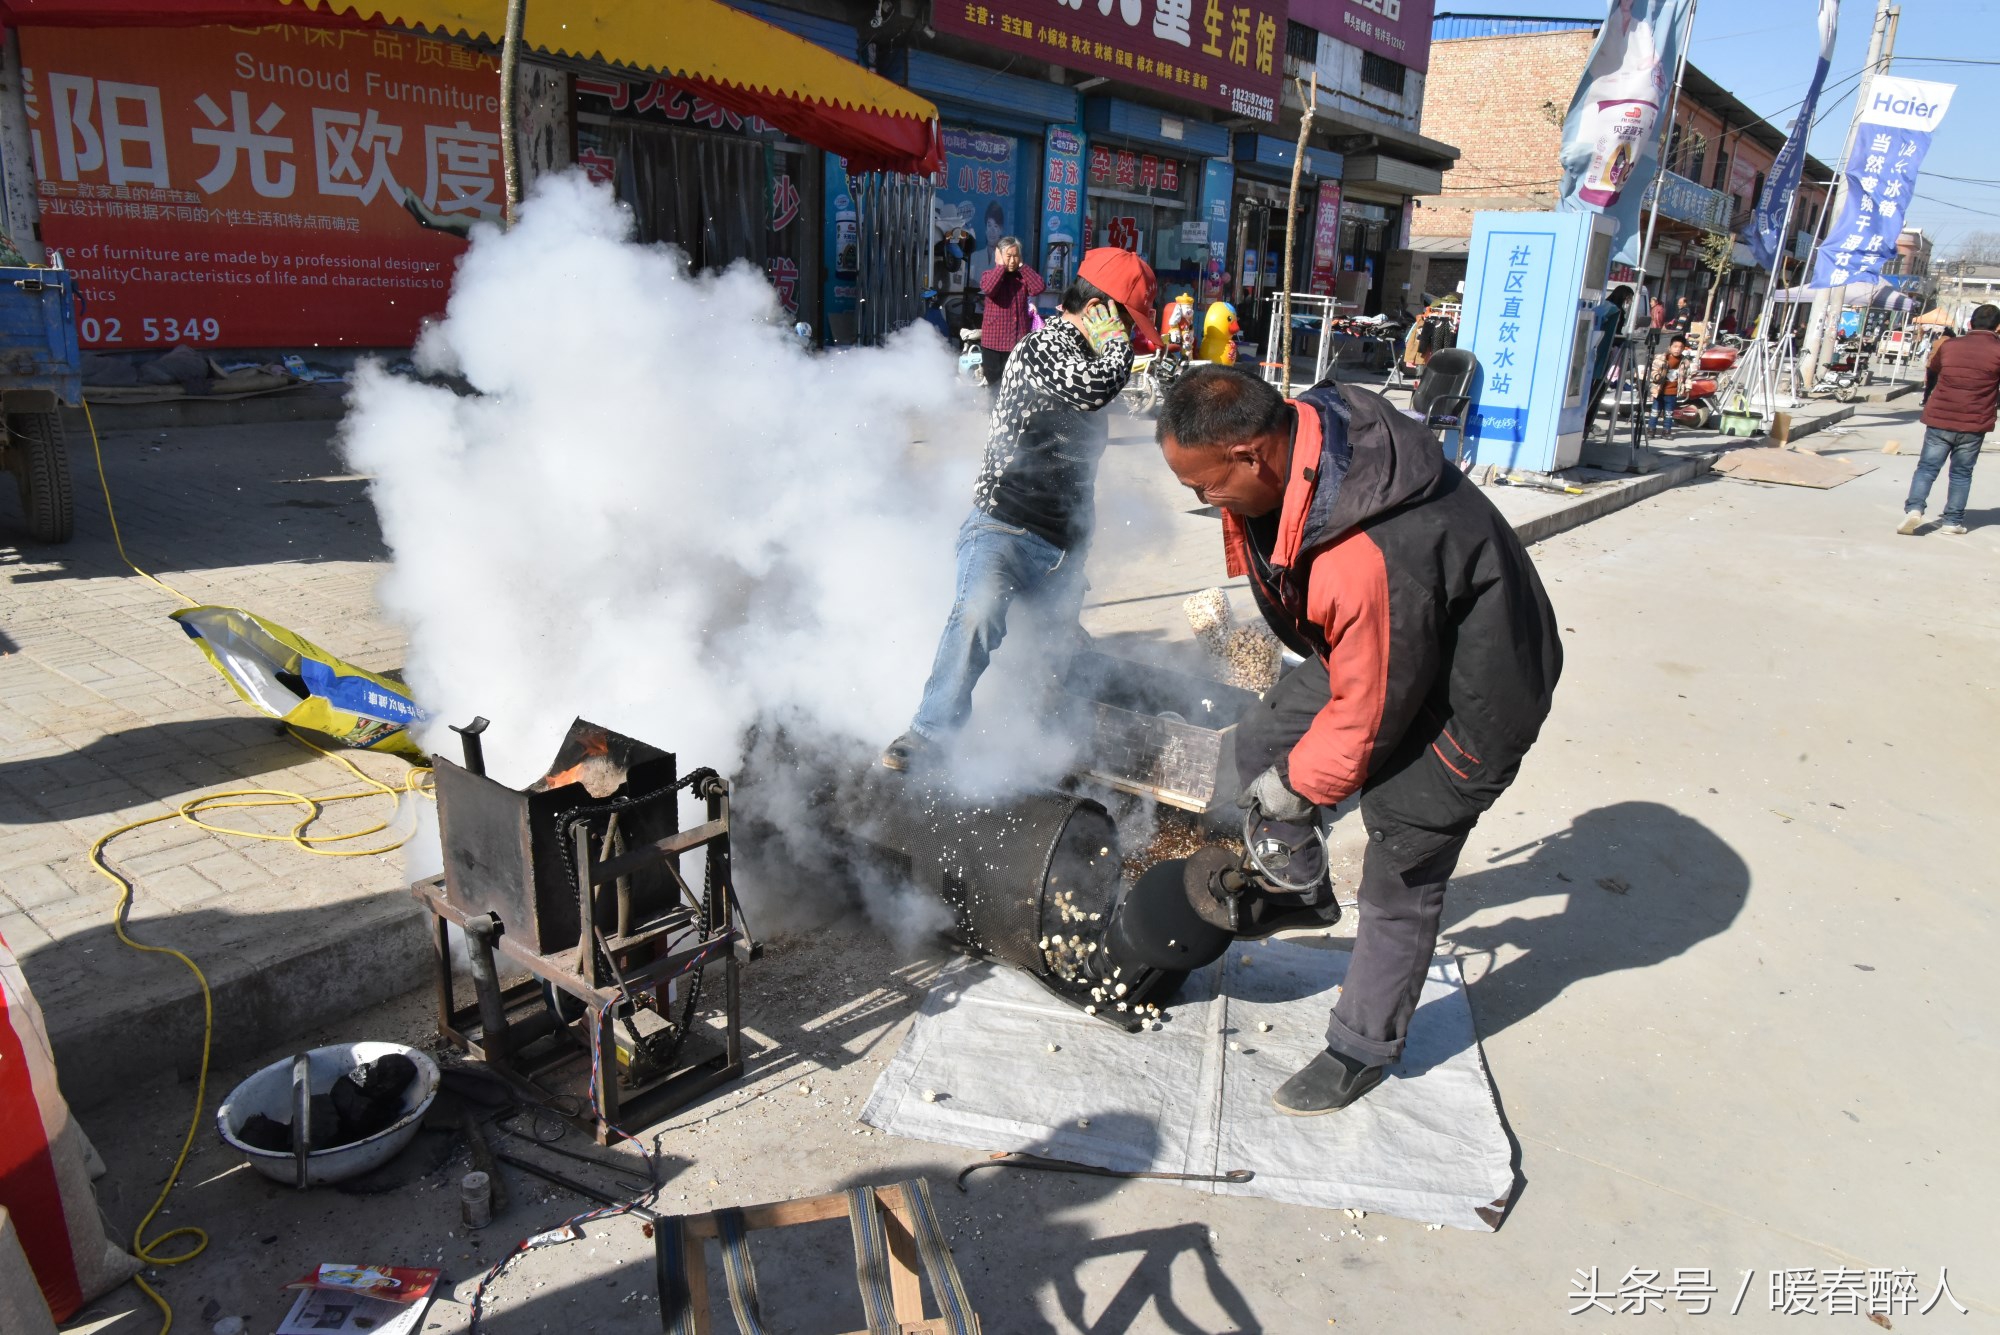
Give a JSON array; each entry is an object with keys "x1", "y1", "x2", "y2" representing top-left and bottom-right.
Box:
[
  {"x1": 1904, "y1": 427, "x2": 1984, "y2": 525},
  {"x1": 1651, "y1": 393, "x2": 1677, "y2": 429},
  {"x1": 909, "y1": 510, "x2": 1087, "y2": 740}
]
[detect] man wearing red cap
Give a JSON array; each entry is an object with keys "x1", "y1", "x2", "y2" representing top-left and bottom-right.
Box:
[{"x1": 883, "y1": 247, "x2": 1158, "y2": 772}]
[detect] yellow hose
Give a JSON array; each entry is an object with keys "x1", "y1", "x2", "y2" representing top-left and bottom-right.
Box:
[{"x1": 79, "y1": 399, "x2": 433, "y2": 1333}]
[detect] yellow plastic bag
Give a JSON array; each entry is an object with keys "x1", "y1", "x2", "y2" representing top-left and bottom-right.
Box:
[{"x1": 171, "y1": 605, "x2": 426, "y2": 758}]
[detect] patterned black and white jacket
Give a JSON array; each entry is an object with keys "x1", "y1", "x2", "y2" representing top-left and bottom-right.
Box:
[{"x1": 971, "y1": 316, "x2": 1133, "y2": 550}]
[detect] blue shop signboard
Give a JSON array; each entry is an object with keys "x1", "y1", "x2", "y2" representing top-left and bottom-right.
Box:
[
  {"x1": 937, "y1": 128, "x2": 1024, "y2": 282},
  {"x1": 1041, "y1": 126, "x2": 1085, "y2": 290},
  {"x1": 1461, "y1": 210, "x2": 1602, "y2": 472}
]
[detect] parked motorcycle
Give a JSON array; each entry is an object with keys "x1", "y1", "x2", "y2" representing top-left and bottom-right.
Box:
[
  {"x1": 1672, "y1": 344, "x2": 1737, "y2": 430},
  {"x1": 1121, "y1": 346, "x2": 1191, "y2": 417},
  {"x1": 958, "y1": 326, "x2": 985, "y2": 387},
  {"x1": 1806, "y1": 365, "x2": 1863, "y2": 403}
]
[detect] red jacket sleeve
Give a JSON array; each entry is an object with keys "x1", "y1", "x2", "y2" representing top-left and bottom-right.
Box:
[
  {"x1": 979, "y1": 267, "x2": 1006, "y2": 295},
  {"x1": 1022, "y1": 267, "x2": 1046, "y2": 298},
  {"x1": 1282, "y1": 534, "x2": 1391, "y2": 807}
]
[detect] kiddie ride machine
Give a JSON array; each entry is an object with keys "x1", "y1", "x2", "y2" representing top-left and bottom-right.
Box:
[{"x1": 412, "y1": 718, "x2": 753, "y2": 1144}]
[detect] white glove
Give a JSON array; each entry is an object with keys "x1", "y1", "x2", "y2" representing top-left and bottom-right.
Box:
[{"x1": 1237, "y1": 764, "x2": 1315, "y2": 825}]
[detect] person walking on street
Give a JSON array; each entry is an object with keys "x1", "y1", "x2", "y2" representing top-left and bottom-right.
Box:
[
  {"x1": 881, "y1": 248, "x2": 1157, "y2": 772},
  {"x1": 977, "y1": 237, "x2": 1045, "y2": 390},
  {"x1": 1650, "y1": 335, "x2": 1689, "y2": 438},
  {"x1": 1672, "y1": 296, "x2": 1692, "y2": 332},
  {"x1": 1153, "y1": 367, "x2": 1561, "y2": 1113},
  {"x1": 1899, "y1": 304, "x2": 2000, "y2": 536},
  {"x1": 1650, "y1": 294, "x2": 1667, "y2": 332}
]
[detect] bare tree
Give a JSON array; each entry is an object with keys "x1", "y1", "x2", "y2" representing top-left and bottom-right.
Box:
[{"x1": 1945, "y1": 231, "x2": 2000, "y2": 265}]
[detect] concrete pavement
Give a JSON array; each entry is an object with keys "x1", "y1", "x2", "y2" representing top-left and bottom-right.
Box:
[
  {"x1": 42, "y1": 396, "x2": 1999, "y2": 1331},
  {"x1": 0, "y1": 417, "x2": 431, "y2": 1107}
]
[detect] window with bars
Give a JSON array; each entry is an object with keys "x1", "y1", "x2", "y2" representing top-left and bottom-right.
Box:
[
  {"x1": 1285, "y1": 22, "x2": 1318, "y2": 62},
  {"x1": 1360, "y1": 51, "x2": 1407, "y2": 94}
]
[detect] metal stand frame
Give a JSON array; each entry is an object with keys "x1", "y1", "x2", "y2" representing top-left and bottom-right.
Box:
[
  {"x1": 1584, "y1": 326, "x2": 1665, "y2": 469},
  {"x1": 412, "y1": 776, "x2": 751, "y2": 1146},
  {"x1": 1260, "y1": 292, "x2": 1336, "y2": 389}
]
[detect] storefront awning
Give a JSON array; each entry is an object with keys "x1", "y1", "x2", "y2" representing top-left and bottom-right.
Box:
[{"x1": 0, "y1": 0, "x2": 942, "y2": 175}]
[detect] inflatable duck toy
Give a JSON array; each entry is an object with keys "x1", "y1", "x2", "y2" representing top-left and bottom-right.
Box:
[{"x1": 1200, "y1": 300, "x2": 1240, "y2": 364}]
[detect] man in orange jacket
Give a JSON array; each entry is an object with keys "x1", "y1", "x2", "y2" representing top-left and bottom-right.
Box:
[{"x1": 1157, "y1": 366, "x2": 1562, "y2": 1114}]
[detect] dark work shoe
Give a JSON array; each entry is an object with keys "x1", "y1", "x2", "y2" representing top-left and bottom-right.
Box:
[
  {"x1": 1272, "y1": 1049, "x2": 1385, "y2": 1116},
  {"x1": 879, "y1": 731, "x2": 935, "y2": 772}
]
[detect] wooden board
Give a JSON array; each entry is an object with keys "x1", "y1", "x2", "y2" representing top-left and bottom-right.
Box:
[{"x1": 1712, "y1": 447, "x2": 1878, "y2": 489}]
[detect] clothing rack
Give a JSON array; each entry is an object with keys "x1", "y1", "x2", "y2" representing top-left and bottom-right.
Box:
[{"x1": 1403, "y1": 300, "x2": 1461, "y2": 372}]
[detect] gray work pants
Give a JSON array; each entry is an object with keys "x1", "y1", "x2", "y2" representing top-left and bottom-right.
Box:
[
  {"x1": 1325, "y1": 832, "x2": 1466, "y2": 1066},
  {"x1": 1235, "y1": 657, "x2": 1468, "y2": 1066}
]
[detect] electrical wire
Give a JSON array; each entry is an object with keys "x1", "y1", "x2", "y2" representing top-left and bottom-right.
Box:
[{"x1": 80, "y1": 398, "x2": 434, "y2": 1334}]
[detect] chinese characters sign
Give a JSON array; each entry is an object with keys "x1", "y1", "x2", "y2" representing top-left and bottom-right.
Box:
[
  {"x1": 1811, "y1": 76, "x2": 1953, "y2": 290},
  {"x1": 1461, "y1": 210, "x2": 1601, "y2": 471},
  {"x1": 1088, "y1": 147, "x2": 1181, "y2": 194},
  {"x1": 1288, "y1": 0, "x2": 1434, "y2": 73},
  {"x1": 936, "y1": 0, "x2": 1281, "y2": 122},
  {"x1": 1041, "y1": 126, "x2": 1084, "y2": 285},
  {"x1": 1466, "y1": 233, "x2": 1548, "y2": 445},
  {"x1": 20, "y1": 24, "x2": 505, "y2": 348},
  {"x1": 1308, "y1": 180, "x2": 1342, "y2": 294},
  {"x1": 936, "y1": 127, "x2": 1021, "y2": 283}
]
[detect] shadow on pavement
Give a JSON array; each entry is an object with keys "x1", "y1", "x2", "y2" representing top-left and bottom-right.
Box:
[
  {"x1": 1444, "y1": 801, "x2": 1751, "y2": 1039},
  {"x1": 0, "y1": 423, "x2": 388, "y2": 583},
  {"x1": 465, "y1": 1121, "x2": 1263, "y2": 1335},
  {"x1": 0, "y1": 717, "x2": 328, "y2": 818}
]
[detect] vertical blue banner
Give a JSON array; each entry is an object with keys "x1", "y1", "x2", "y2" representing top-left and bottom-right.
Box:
[
  {"x1": 1040, "y1": 126, "x2": 1085, "y2": 291},
  {"x1": 1747, "y1": 0, "x2": 1838, "y2": 272},
  {"x1": 1555, "y1": 0, "x2": 1695, "y2": 268},
  {"x1": 1811, "y1": 77, "x2": 1955, "y2": 289}
]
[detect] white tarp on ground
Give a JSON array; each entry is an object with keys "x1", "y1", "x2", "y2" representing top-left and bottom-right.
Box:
[{"x1": 863, "y1": 941, "x2": 1517, "y2": 1230}]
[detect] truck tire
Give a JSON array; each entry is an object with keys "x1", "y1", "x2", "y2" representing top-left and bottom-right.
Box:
[{"x1": 6, "y1": 410, "x2": 75, "y2": 544}]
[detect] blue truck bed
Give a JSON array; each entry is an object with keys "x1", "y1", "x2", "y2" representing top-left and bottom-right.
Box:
[{"x1": 0, "y1": 266, "x2": 81, "y2": 404}]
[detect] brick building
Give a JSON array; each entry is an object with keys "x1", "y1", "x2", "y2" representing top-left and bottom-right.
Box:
[{"x1": 1409, "y1": 14, "x2": 1832, "y2": 328}]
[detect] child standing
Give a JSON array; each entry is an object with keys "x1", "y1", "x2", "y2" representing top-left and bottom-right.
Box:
[{"x1": 1651, "y1": 335, "x2": 1689, "y2": 437}]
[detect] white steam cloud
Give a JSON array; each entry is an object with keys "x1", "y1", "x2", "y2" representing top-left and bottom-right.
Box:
[{"x1": 343, "y1": 174, "x2": 1102, "y2": 940}]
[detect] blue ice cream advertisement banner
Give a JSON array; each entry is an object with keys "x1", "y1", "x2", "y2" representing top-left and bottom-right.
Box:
[
  {"x1": 1555, "y1": 0, "x2": 1694, "y2": 268},
  {"x1": 1041, "y1": 127, "x2": 1085, "y2": 290}
]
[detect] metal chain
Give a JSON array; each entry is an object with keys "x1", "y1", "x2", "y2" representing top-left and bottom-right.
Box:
[{"x1": 551, "y1": 767, "x2": 722, "y2": 1079}]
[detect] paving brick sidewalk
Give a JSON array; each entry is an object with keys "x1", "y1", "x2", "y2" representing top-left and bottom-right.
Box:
[{"x1": 0, "y1": 415, "x2": 426, "y2": 1104}]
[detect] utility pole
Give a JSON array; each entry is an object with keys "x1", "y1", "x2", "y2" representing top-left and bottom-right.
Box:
[{"x1": 1803, "y1": 0, "x2": 1897, "y2": 382}]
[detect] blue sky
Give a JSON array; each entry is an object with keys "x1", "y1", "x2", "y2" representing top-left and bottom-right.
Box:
[{"x1": 1458, "y1": 0, "x2": 2000, "y2": 255}]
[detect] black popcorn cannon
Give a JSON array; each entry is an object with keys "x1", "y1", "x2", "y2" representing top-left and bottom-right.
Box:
[
  {"x1": 842, "y1": 647, "x2": 1260, "y2": 1027},
  {"x1": 411, "y1": 718, "x2": 754, "y2": 1143}
]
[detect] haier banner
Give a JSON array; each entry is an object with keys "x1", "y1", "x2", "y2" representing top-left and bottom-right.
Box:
[
  {"x1": 1554, "y1": 0, "x2": 1695, "y2": 268},
  {"x1": 1747, "y1": 0, "x2": 1837, "y2": 272},
  {"x1": 1811, "y1": 77, "x2": 1954, "y2": 289}
]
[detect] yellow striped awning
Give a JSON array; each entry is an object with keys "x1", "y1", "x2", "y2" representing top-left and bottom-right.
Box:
[{"x1": 281, "y1": 0, "x2": 942, "y2": 172}]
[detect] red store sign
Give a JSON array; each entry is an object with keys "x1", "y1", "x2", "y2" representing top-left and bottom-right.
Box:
[
  {"x1": 937, "y1": 0, "x2": 1281, "y2": 122},
  {"x1": 21, "y1": 23, "x2": 504, "y2": 348}
]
